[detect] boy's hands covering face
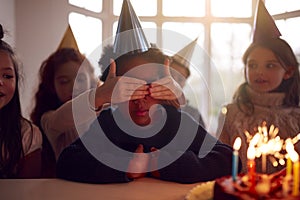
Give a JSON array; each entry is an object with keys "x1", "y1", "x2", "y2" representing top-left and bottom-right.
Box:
[
  {"x1": 100, "y1": 59, "x2": 149, "y2": 104},
  {"x1": 96, "y1": 58, "x2": 184, "y2": 108},
  {"x1": 149, "y1": 58, "x2": 183, "y2": 101}
]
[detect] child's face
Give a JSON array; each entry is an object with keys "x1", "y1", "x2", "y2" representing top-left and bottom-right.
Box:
[
  {"x1": 0, "y1": 51, "x2": 16, "y2": 109},
  {"x1": 118, "y1": 56, "x2": 162, "y2": 126},
  {"x1": 54, "y1": 60, "x2": 91, "y2": 103},
  {"x1": 245, "y1": 46, "x2": 290, "y2": 93}
]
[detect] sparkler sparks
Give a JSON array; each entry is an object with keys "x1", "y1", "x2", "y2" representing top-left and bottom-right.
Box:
[{"x1": 243, "y1": 121, "x2": 300, "y2": 168}]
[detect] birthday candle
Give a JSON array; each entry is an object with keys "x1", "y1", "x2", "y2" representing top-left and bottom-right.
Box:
[
  {"x1": 261, "y1": 125, "x2": 268, "y2": 173},
  {"x1": 286, "y1": 138, "x2": 293, "y2": 177},
  {"x1": 247, "y1": 145, "x2": 256, "y2": 193},
  {"x1": 293, "y1": 160, "x2": 299, "y2": 196},
  {"x1": 290, "y1": 151, "x2": 299, "y2": 196},
  {"x1": 261, "y1": 144, "x2": 268, "y2": 173},
  {"x1": 232, "y1": 137, "x2": 241, "y2": 182},
  {"x1": 287, "y1": 156, "x2": 292, "y2": 177}
]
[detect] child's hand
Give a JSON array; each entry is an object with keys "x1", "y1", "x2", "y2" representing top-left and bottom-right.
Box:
[
  {"x1": 149, "y1": 58, "x2": 183, "y2": 101},
  {"x1": 95, "y1": 59, "x2": 149, "y2": 105},
  {"x1": 127, "y1": 144, "x2": 150, "y2": 179}
]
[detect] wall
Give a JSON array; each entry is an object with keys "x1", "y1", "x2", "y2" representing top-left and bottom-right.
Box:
[{"x1": 0, "y1": 0, "x2": 15, "y2": 47}]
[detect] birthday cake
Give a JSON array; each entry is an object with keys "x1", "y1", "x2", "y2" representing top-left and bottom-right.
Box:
[
  {"x1": 213, "y1": 170, "x2": 299, "y2": 200},
  {"x1": 186, "y1": 170, "x2": 299, "y2": 200}
]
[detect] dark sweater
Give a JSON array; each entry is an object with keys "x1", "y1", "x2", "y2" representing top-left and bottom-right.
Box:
[{"x1": 56, "y1": 105, "x2": 239, "y2": 184}]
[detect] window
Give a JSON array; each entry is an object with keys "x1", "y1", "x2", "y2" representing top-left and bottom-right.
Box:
[
  {"x1": 69, "y1": 12, "x2": 102, "y2": 56},
  {"x1": 69, "y1": 12, "x2": 102, "y2": 75},
  {"x1": 211, "y1": 23, "x2": 251, "y2": 111},
  {"x1": 276, "y1": 17, "x2": 300, "y2": 56},
  {"x1": 162, "y1": 22, "x2": 204, "y2": 49},
  {"x1": 266, "y1": 0, "x2": 300, "y2": 14},
  {"x1": 68, "y1": 0, "x2": 300, "y2": 133},
  {"x1": 211, "y1": 0, "x2": 252, "y2": 17},
  {"x1": 113, "y1": 0, "x2": 157, "y2": 16},
  {"x1": 69, "y1": 0, "x2": 102, "y2": 13},
  {"x1": 163, "y1": 0, "x2": 205, "y2": 17}
]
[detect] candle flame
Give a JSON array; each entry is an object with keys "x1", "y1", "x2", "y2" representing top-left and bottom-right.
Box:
[
  {"x1": 247, "y1": 145, "x2": 256, "y2": 160},
  {"x1": 233, "y1": 137, "x2": 242, "y2": 151}
]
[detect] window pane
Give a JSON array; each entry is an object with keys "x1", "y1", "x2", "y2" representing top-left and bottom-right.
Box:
[
  {"x1": 162, "y1": 22, "x2": 204, "y2": 54},
  {"x1": 275, "y1": 18, "x2": 300, "y2": 61},
  {"x1": 113, "y1": 0, "x2": 157, "y2": 16},
  {"x1": 266, "y1": 0, "x2": 300, "y2": 14},
  {"x1": 211, "y1": 0, "x2": 252, "y2": 17},
  {"x1": 69, "y1": 0, "x2": 102, "y2": 13},
  {"x1": 211, "y1": 23, "x2": 251, "y2": 103},
  {"x1": 113, "y1": 21, "x2": 157, "y2": 44},
  {"x1": 69, "y1": 12, "x2": 102, "y2": 56},
  {"x1": 163, "y1": 0, "x2": 205, "y2": 17},
  {"x1": 160, "y1": 23, "x2": 208, "y2": 131}
]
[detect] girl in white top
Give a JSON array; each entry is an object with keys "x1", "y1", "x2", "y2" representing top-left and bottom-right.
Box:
[
  {"x1": 0, "y1": 24, "x2": 42, "y2": 178},
  {"x1": 31, "y1": 48, "x2": 100, "y2": 162}
]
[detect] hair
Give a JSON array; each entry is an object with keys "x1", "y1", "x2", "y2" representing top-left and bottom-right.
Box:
[
  {"x1": 100, "y1": 47, "x2": 166, "y2": 82},
  {"x1": 31, "y1": 48, "x2": 97, "y2": 127},
  {"x1": 115, "y1": 48, "x2": 167, "y2": 78},
  {"x1": 170, "y1": 59, "x2": 191, "y2": 78},
  {"x1": 0, "y1": 24, "x2": 30, "y2": 177},
  {"x1": 233, "y1": 38, "x2": 300, "y2": 115}
]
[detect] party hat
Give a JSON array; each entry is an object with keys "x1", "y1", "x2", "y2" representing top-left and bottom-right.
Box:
[
  {"x1": 57, "y1": 24, "x2": 79, "y2": 51},
  {"x1": 252, "y1": 0, "x2": 281, "y2": 42},
  {"x1": 172, "y1": 37, "x2": 198, "y2": 68},
  {"x1": 113, "y1": 0, "x2": 150, "y2": 55}
]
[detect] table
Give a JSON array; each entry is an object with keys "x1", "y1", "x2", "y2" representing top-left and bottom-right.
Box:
[{"x1": 0, "y1": 177, "x2": 201, "y2": 200}]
